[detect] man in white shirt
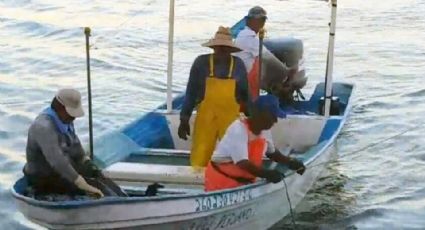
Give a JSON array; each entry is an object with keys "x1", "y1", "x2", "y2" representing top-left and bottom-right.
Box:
[
  {"x1": 234, "y1": 6, "x2": 289, "y2": 100},
  {"x1": 204, "y1": 94, "x2": 305, "y2": 191}
]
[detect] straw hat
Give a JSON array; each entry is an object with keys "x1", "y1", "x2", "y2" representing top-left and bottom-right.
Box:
[{"x1": 202, "y1": 26, "x2": 242, "y2": 52}]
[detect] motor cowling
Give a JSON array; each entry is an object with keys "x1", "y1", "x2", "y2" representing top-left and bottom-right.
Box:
[
  {"x1": 264, "y1": 37, "x2": 303, "y2": 67},
  {"x1": 262, "y1": 37, "x2": 307, "y2": 103}
]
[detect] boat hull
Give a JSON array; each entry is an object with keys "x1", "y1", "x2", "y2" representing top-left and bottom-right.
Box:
[
  {"x1": 13, "y1": 82, "x2": 353, "y2": 229},
  {"x1": 14, "y1": 142, "x2": 335, "y2": 230}
]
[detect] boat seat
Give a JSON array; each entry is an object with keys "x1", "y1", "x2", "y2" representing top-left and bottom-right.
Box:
[{"x1": 102, "y1": 162, "x2": 204, "y2": 185}]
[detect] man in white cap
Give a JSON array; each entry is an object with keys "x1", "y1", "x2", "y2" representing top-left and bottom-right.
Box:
[
  {"x1": 178, "y1": 26, "x2": 249, "y2": 169},
  {"x1": 234, "y1": 6, "x2": 291, "y2": 100},
  {"x1": 23, "y1": 88, "x2": 125, "y2": 197}
]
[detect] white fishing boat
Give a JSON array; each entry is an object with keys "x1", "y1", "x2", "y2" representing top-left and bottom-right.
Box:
[{"x1": 12, "y1": 0, "x2": 354, "y2": 229}]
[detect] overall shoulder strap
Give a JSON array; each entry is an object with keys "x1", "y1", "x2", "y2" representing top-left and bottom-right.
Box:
[
  {"x1": 209, "y1": 54, "x2": 214, "y2": 77},
  {"x1": 227, "y1": 56, "x2": 234, "y2": 78}
]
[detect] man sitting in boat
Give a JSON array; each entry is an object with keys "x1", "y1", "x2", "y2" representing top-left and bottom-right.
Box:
[
  {"x1": 178, "y1": 26, "x2": 249, "y2": 169},
  {"x1": 204, "y1": 95, "x2": 305, "y2": 191},
  {"x1": 23, "y1": 89, "x2": 126, "y2": 198}
]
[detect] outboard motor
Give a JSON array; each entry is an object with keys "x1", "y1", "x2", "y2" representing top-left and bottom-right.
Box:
[
  {"x1": 263, "y1": 37, "x2": 307, "y2": 103},
  {"x1": 264, "y1": 37, "x2": 303, "y2": 67},
  {"x1": 319, "y1": 96, "x2": 341, "y2": 116}
]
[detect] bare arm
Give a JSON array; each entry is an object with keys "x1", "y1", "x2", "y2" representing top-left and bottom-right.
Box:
[
  {"x1": 266, "y1": 150, "x2": 306, "y2": 175},
  {"x1": 236, "y1": 160, "x2": 267, "y2": 178},
  {"x1": 266, "y1": 149, "x2": 291, "y2": 164},
  {"x1": 236, "y1": 160, "x2": 282, "y2": 183}
]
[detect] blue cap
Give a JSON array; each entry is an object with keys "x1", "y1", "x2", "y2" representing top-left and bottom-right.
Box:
[
  {"x1": 247, "y1": 6, "x2": 267, "y2": 19},
  {"x1": 253, "y1": 95, "x2": 286, "y2": 118}
]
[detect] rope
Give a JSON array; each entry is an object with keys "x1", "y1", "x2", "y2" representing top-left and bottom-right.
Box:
[
  {"x1": 87, "y1": 0, "x2": 209, "y2": 51},
  {"x1": 308, "y1": 123, "x2": 424, "y2": 169},
  {"x1": 278, "y1": 123, "x2": 423, "y2": 229},
  {"x1": 90, "y1": 12, "x2": 140, "y2": 50},
  {"x1": 90, "y1": 38, "x2": 207, "y2": 50},
  {"x1": 282, "y1": 177, "x2": 297, "y2": 229},
  {"x1": 88, "y1": 0, "x2": 158, "y2": 50}
]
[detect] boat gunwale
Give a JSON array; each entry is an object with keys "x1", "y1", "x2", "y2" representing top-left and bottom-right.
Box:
[{"x1": 11, "y1": 179, "x2": 270, "y2": 209}]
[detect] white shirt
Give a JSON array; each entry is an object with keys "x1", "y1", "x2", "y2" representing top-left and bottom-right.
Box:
[
  {"x1": 211, "y1": 119, "x2": 275, "y2": 164},
  {"x1": 234, "y1": 26, "x2": 272, "y2": 72}
]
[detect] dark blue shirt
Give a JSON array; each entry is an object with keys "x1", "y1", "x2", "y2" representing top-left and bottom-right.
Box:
[{"x1": 180, "y1": 54, "x2": 249, "y2": 120}]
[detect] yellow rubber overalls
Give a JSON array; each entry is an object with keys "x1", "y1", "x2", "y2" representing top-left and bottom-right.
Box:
[{"x1": 190, "y1": 54, "x2": 240, "y2": 168}]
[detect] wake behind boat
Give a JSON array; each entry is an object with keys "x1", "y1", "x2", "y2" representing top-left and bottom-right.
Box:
[{"x1": 12, "y1": 0, "x2": 354, "y2": 229}]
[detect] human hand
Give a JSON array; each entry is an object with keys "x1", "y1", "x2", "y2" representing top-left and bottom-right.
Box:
[
  {"x1": 83, "y1": 160, "x2": 102, "y2": 178},
  {"x1": 288, "y1": 158, "x2": 306, "y2": 175},
  {"x1": 74, "y1": 176, "x2": 104, "y2": 198},
  {"x1": 178, "y1": 120, "x2": 190, "y2": 140},
  {"x1": 86, "y1": 187, "x2": 104, "y2": 199},
  {"x1": 264, "y1": 169, "x2": 283, "y2": 183}
]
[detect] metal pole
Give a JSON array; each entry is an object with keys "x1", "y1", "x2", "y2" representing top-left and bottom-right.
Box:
[
  {"x1": 258, "y1": 28, "x2": 265, "y2": 98},
  {"x1": 324, "y1": 0, "x2": 337, "y2": 117},
  {"x1": 166, "y1": 0, "x2": 175, "y2": 113},
  {"x1": 84, "y1": 27, "x2": 94, "y2": 159}
]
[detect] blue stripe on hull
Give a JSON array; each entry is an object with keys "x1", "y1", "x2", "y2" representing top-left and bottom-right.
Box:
[
  {"x1": 318, "y1": 118, "x2": 341, "y2": 142},
  {"x1": 122, "y1": 112, "x2": 175, "y2": 149},
  {"x1": 309, "y1": 82, "x2": 353, "y2": 114}
]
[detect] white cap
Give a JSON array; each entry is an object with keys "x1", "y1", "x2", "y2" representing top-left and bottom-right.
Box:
[{"x1": 55, "y1": 88, "x2": 84, "y2": 118}]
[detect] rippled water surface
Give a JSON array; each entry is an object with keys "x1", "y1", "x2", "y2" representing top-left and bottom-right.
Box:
[{"x1": 1, "y1": 0, "x2": 425, "y2": 229}]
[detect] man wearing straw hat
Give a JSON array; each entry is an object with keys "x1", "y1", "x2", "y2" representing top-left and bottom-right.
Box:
[
  {"x1": 23, "y1": 88, "x2": 126, "y2": 198},
  {"x1": 178, "y1": 26, "x2": 249, "y2": 169}
]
